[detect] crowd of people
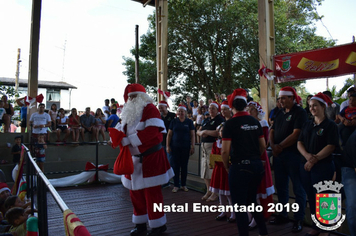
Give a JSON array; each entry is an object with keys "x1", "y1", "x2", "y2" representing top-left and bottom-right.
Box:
[
  {"x1": 1, "y1": 84, "x2": 356, "y2": 236},
  {"x1": 158, "y1": 86, "x2": 356, "y2": 236},
  {"x1": 0, "y1": 182, "x2": 36, "y2": 236}
]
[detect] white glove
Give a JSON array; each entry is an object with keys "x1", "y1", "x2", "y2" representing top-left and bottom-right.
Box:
[{"x1": 121, "y1": 137, "x2": 130, "y2": 146}]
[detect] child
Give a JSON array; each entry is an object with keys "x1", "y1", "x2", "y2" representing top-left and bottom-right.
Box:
[
  {"x1": 5, "y1": 207, "x2": 28, "y2": 236},
  {"x1": 209, "y1": 123, "x2": 235, "y2": 222},
  {"x1": 337, "y1": 93, "x2": 356, "y2": 146},
  {"x1": 56, "y1": 108, "x2": 70, "y2": 144},
  {"x1": 4, "y1": 196, "x2": 32, "y2": 215},
  {"x1": 68, "y1": 108, "x2": 81, "y2": 144},
  {"x1": 0, "y1": 184, "x2": 11, "y2": 201},
  {"x1": 48, "y1": 104, "x2": 57, "y2": 131},
  {"x1": 0, "y1": 101, "x2": 5, "y2": 130},
  {"x1": 34, "y1": 134, "x2": 47, "y2": 172},
  {"x1": 11, "y1": 136, "x2": 22, "y2": 166}
]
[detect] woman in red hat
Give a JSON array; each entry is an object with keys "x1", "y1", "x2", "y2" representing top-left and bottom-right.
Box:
[
  {"x1": 247, "y1": 101, "x2": 275, "y2": 227},
  {"x1": 222, "y1": 88, "x2": 268, "y2": 236},
  {"x1": 298, "y1": 92, "x2": 339, "y2": 236}
]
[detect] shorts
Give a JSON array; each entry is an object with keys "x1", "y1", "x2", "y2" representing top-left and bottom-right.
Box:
[
  {"x1": 84, "y1": 129, "x2": 93, "y2": 134},
  {"x1": 69, "y1": 126, "x2": 81, "y2": 131},
  {"x1": 57, "y1": 126, "x2": 68, "y2": 132},
  {"x1": 21, "y1": 118, "x2": 27, "y2": 128},
  {"x1": 36, "y1": 156, "x2": 45, "y2": 163},
  {"x1": 96, "y1": 124, "x2": 106, "y2": 131},
  {"x1": 200, "y1": 142, "x2": 214, "y2": 179}
]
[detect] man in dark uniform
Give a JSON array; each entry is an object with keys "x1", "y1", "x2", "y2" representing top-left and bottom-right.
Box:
[
  {"x1": 341, "y1": 130, "x2": 356, "y2": 236},
  {"x1": 269, "y1": 86, "x2": 307, "y2": 233},
  {"x1": 197, "y1": 101, "x2": 224, "y2": 201},
  {"x1": 158, "y1": 101, "x2": 176, "y2": 163}
]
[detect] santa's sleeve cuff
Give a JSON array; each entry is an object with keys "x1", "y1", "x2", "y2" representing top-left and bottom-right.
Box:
[
  {"x1": 121, "y1": 137, "x2": 130, "y2": 146},
  {"x1": 127, "y1": 133, "x2": 142, "y2": 148}
]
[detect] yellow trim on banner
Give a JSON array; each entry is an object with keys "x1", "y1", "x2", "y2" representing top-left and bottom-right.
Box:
[
  {"x1": 297, "y1": 57, "x2": 339, "y2": 72},
  {"x1": 345, "y1": 51, "x2": 356, "y2": 66}
]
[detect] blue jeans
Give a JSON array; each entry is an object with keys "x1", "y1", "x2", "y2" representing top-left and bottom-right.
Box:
[
  {"x1": 171, "y1": 147, "x2": 190, "y2": 187},
  {"x1": 229, "y1": 160, "x2": 267, "y2": 236},
  {"x1": 342, "y1": 167, "x2": 356, "y2": 236},
  {"x1": 300, "y1": 160, "x2": 334, "y2": 230},
  {"x1": 273, "y1": 151, "x2": 306, "y2": 220}
]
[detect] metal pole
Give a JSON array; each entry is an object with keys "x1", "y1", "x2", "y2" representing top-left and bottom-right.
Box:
[
  {"x1": 135, "y1": 25, "x2": 140, "y2": 83},
  {"x1": 353, "y1": 35, "x2": 355, "y2": 87},
  {"x1": 37, "y1": 177, "x2": 48, "y2": 236},
  {"x1": 95, "y1": 142, "x2": 99, "y2": 182}
]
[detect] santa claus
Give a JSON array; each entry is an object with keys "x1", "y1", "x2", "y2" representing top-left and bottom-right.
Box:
[{"x1": 110, "y1": 83, "x2": 174, "y2": 236}]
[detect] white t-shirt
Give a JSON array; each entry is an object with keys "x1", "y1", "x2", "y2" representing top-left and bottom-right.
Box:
[
  {"x1": 192, "y1": 106, "x2": 199, "y2": 117},
  {"x1": 57, "y1": 116, "x2": 68, "y2": 126},
  {"x1": 102, "y1": 106, "x2": 110, "y2": 119},
  {"x1": 340, "y1": 100, "x2": 349, "y2": 111},
  {"x1": 30, "y1": 112, "x2": 51, "y2": 134}
]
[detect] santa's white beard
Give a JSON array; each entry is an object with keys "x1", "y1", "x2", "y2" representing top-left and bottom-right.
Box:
[{"x1": 120, "y1": 95, "x2": 151, "y2": 126}]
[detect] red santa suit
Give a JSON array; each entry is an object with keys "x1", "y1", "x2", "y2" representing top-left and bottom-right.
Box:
[
  {"x1": 111, "y1": 85, "x2": 174, "y2": 229},
  {"x1": 209, "y1": 140, "x2": 230, "y2": 196},
  {"x1": 257, "y1": 119, "x2": 275, "y2": 219}
]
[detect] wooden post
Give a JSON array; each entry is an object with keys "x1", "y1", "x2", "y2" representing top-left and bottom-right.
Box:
[
  {"x1": 15, "y1": 48, "x2": 21, "y2": 94},
  {"x1": 258, "y1": 0, "x2": 276, "y2": 120},
  {"x1": 27, "y1": 0, "x2": 42, "y2": 132},
  {"x1": 156, "y1": 0, "x2": 168, "y2": 101}
]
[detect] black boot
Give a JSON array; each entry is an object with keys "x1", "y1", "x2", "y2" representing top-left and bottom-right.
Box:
[
  {"x1": 130, "y1": 223, "x2": 147, "y2": 236},
  {"x1": 147, "y1": 224, "x2": 167, "y2": 236}
]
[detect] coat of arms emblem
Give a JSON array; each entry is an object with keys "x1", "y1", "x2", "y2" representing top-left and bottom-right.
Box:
[
  {"x1": 311, "y1": 181, "x2": 346, "y2": 230},
  {"x1": 281, "y1": 56, "x2": 291, "y2": 73}
]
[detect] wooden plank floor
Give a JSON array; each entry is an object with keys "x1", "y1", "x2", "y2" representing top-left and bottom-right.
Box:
[{"x1": 45, "y1": 184, "x2": 340, "y2": 236}]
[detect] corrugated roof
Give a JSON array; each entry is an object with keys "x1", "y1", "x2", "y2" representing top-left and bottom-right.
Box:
[
  {"x1": 0, "y1": 77, "x2": 77, "y2": 89},
  {"x1": 131, "y1": 0, "x2": 155, "y2": 7}
]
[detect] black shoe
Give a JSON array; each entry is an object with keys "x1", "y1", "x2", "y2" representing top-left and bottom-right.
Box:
[
  {"x1": 292, "y1": 220, "x2": 303, "y2": 233},
  {"x1": 269, "y1": 215, "x2": 289, "y2": 225},
  {"x1": 147, "y1": 224, "x2": 167, "y2": 236},
  {"x1": 227, "y1": 217, "x2": 236, "y2": 223},
  {"x1": 215, "y1": 215, "x2": 227, "y2": 221},
  {"x1": 130, "y1": 223, "x2": 147, "y2": 236},
  {"x1": 248, "y1": 224, "x2": 257, "y2": 231}
]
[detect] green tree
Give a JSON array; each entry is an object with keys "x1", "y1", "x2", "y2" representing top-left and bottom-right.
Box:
[
  {"x1": 328, "y1": 78, "x2": 355, "y2": 105},
  {"x1": 123, "y1": 0, "x2": 334, "y2": 103}
]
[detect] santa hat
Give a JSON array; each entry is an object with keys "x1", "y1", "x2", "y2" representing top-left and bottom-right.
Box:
[
  {"x1": 177, "y1": 105, "x2": 187, "y2": 111},
  {"x1": 247, "y1": 101, "x2": 265, "y2": 120},
  {"x1": 0, "y1": 183, "x2": 10, "y2": 194},
  {"x1": 227, "y1": 88, "x2": 247, "y2": 109},
  {"x1": 158, "y1": 100, "x2": 169, "y2": 108},
  {"x1": 158, "y1": 89, "x2": 171, "y2": 100},
  {"x1": 221, "y1": 100, "x2": 231, "y2": 110},
  {"x1": 123, "y1": 84, "x2": 146, "y2": 102},
  {"x1": 279, "y1": 86, "x2": 301, "y2": 104},
  {"x1": 311, "y1": 92, "x2": 334, "y2": 107},
  {"x1": 209, "y1": 101, "x2": 220, "y2": 112}
]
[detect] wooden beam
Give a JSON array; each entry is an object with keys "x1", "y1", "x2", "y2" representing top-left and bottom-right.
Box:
[
  {"x1": 27, "y1": 0, "x2": 42, "y2": 133},
  {"x1": 155, "y1": 0, "x2": 168, "y2": 101},
  {"x1": 258, "y1": 0, "x2": 276, "y2": 120}
]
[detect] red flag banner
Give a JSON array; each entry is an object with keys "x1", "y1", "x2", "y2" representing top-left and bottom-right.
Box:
[{"x1": 274, "y1": 43, "x2": 356, "y2": 83}]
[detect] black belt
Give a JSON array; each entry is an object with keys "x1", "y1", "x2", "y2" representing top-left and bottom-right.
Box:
[
  {"x1": 234, "y1": 158, "x2": 260, "y2": 165},
  {"x1": 134, "y1": 143, "x2": 162, "y2": 163}
]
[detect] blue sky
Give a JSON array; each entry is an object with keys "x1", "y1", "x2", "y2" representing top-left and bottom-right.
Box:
[{"x1": 0, "y1": 0, "x2": 355, "y2": 109}]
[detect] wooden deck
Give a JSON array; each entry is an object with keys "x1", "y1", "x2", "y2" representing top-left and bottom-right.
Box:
[{"x1": 44, "y1": 183, "x2": 343, "y2": 236}]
